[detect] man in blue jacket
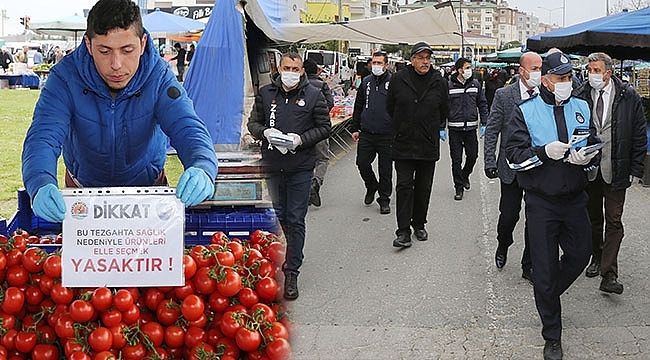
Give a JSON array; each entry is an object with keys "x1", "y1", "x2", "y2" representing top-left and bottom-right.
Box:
[
  {"x1": 22, "y1": 0, "x2": 218, "y2": 223},
  {"x1": 506, "y1": 51, "x2": 601, "y2": 360},
  {"x1": 445, "y1": 57, "x2": 489, "y2": 201}
]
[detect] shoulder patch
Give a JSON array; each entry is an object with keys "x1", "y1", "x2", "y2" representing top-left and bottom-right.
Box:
[
  {"x1": 575, "y1": 112, "x2": 585, "y2": 124},
  {"x1": 167, "y1": 86, "x2": 181, "y2": 99}
]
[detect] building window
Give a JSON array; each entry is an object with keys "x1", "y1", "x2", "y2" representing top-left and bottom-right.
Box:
[{"x1": 485, "y1": 17, "x2": 492, "y2": 22}]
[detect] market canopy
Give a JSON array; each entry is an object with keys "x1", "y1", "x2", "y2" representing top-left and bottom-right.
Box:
[
  {"x1": 143, "y1": 8, "x2": 205, "y2": 38},
  {"x1": 244, "y1": 0, "x2": 461, "y2": 46},
  {"x1": 526, "y1": 6, "x2": 650, "y2": 60},
  {"x1": 30, "y1": 14, "x2": 86, "y2": 42},
  {"x1": 483, "y1": 47, "x2": 581, "y2": 63}
]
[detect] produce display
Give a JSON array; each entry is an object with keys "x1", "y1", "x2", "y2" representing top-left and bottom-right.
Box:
[
  {"x1": 32, "y1": 63, "x2": 55, "y2": 72},
  {"x1": 0, "y1": 229, "x2": 292, "y2": 360}
]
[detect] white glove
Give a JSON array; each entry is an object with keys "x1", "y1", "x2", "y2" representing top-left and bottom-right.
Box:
[
  {"x1": 544, "y1": 141, "x2": 570, "y2": 160},
  {"x1": 567, "y1": 148, "x2": 597, "y2": 165},
  {"x1": 263, "y1": 128, "x2": 282, "y2": 142},
  {"x1": 287, "y1": 133, "x2": 302, "y2": 150}
]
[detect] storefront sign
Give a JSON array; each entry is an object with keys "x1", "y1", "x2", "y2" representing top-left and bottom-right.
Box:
[{"x1": 61, "y1": 187, "x2": 184, "y2": 287}]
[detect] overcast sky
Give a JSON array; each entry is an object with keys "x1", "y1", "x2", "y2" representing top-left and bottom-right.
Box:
[
  {"x1": 1, "y1": 0, "x2": 91, "y2": 36},
  {"x1": 505, "y1": 0, "x2": 611, "y2": 27}
]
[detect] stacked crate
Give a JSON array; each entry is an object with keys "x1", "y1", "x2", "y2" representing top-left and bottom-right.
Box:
[{"x1": 637, "y1": 68, "x2": 650, "y2": 97}]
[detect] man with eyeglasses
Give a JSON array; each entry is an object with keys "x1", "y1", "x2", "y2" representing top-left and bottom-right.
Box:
[
  {"x1": 386, "y1": 42, "x2": 448, "y2": 248},
  {"x1": 506, "y1": 51, "x2": 601, "y2": 360}
]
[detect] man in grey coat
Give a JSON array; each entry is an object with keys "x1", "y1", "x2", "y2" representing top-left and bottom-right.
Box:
[{"x1": 484, "y1": 51, "x2": 542, "y2": 283}]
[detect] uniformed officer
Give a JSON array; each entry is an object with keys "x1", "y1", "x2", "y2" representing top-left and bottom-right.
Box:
[{"x1": 505, "y1": 51, "x2": 601, "y2": 360}]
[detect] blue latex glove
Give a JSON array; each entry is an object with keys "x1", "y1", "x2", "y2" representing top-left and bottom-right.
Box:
[
  {"x1": 32, "y1": 184, "x2": 65, "y2": 223},
  {"x1": 440, "y1": 130, "x2": 447, "y2": 142},
  {"x1": 480, "y1": 126, "x2": 486, "y2": 137},
  {"x1": 176, "y1": 167, "x2": 214, "y2": 207}
]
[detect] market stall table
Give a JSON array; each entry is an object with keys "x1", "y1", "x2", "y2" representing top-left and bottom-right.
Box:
[
  {"x1": 329, "y1": 115, "x2": 353, "y2": 155},
  {"x1": 0, "y1": 73, "x2": 40, "y2": 89}
]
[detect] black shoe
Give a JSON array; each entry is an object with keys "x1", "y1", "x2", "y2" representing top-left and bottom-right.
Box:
[
  {"x1": 543, "y1": 340, "x2": 563, "y2": 360},
  {"x1": 522, "y1": 268, "x2": 533, "y2": 285},
  {"x1": 283, "y1": 273, "x2": 299, "y2": 300},
  {"x1": 392, "y1": 233, "x2": 412, "y2": 248},
  {"x1": 463, "y1": 177, "x2": 470, "y2": 190},
  {"x1": 599, "y1": 276, "x2": 624, "y2": 294},
  {"x1": 364, "y1": 188, "x2": 376, "y2": 205},
  {"x1": 454, "y1": 189, "x2": 463, "y2": 201},
  {"x1": 495, "y1": 247, "x2": 508, "y2": 269},
  {"x1": 309, "y1": 180, "x2": 321, "y2": 207},
  {"x1": 413, "y1": 228, "x2": 428, "y2": 241},
  {"x1": 379, "y1": 203, "x2": 391, "y2": 214},
  {"x1": 585, "y1": 261, "x2": 600, "y2": 278}
]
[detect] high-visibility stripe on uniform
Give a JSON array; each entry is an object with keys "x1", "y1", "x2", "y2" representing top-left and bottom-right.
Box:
[
  {"x1": 449, "y1": 87, "x2": 479, "y2": 95},
  {"x1": 508, "y1": 156, "x2": 543, "y2": 171},
  {"x1": 449, "y1": 120, "x2": 479, "y2": 127}
]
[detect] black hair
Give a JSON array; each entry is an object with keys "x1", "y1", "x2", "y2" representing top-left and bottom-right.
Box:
[
  {"x1": 280, "y1": 52, "x2": 303, "y2": 66},
  {"x1": 86, "y1": 0, "x2": 144, "y2": 40},
  {"x1": 303, "y1": 59, "x2": 319, "y2": 75},
  {"x1": 372, "y1": 51, "x2": 388, "y2": 64},
  {"x1": 174, "y1": 43, "x2": 181, "y2": 49},
  {"x1": 455, "y1": 57, "x2": 471, "y2": 71}
]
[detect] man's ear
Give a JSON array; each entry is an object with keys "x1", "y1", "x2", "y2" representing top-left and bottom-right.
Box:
[
  {"x1": 84, "y1": 35, "x2": 92, "y2": 55},
  {"x1": 140, "y1": 33, "x2": 148, "y2": 56}
]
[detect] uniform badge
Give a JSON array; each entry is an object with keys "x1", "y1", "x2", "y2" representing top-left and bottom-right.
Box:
[
  {"x1": 297, "y1": 99, "x2": 306, "y2": 107},
  {"x1": 575, "y1": 112, "x2": 585, "y2": 124},
  {"x1": 385, "y1": 82, "x2": 390, "y2": 90}
]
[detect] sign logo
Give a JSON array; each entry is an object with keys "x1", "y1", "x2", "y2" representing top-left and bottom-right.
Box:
[
  {"x1": 70, "y1": 201, "x2": 88, "y2": 220},
  {"x1": 173, "y1": 7, "x2": 190, "y2": 17},
  {"x1": 576, "y1": 112, "x2": 585, "y2": 124},
  {"x1": 157, "y1": 200, "x2": 176, "y2": 220}
]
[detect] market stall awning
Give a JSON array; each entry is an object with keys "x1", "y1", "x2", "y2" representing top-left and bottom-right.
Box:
[
  {"x1": 244, "y1": 1, "x2": 461, "y2": 46},
  {"x1": 30, "y1": 14, "x2": 86, "y2": 43},
  {"x1": 526, "y1": 6, "x2": 650, "y2": 60},
  {"x1": 143, "y1": 8, "x2": 205, "y2": 38}
]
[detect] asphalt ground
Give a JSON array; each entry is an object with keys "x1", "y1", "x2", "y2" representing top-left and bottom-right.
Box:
[{"x1": 286, "y1": 137, "x2": 650, "y2": 360}]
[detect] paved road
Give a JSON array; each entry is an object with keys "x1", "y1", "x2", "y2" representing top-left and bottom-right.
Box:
[{"x1": 287, "y1": 139, "x2": 650, "y2": 359}]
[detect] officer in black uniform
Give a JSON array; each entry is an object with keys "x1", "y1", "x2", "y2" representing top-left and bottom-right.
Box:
[{"x1": 505, "y1": 52, "x2": 601, "y2": 360}]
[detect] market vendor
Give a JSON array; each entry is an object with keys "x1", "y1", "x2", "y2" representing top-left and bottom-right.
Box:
[{"x1": 21, "y1": 0, "x2": 218, "y2": 223}]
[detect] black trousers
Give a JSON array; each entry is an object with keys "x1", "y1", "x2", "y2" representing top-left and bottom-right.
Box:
[
  {"x1": 356, "y1": 133, "x2": 393, "y2": 204},
  {"x1": 497, "y1": 178, "x2": 532, "y2": 271},
  {"x1": 525, "y1": 191, "x2": 591, "y2": 341},
  {"x1": 394, "y1": 159, "x2": 436, "y2": 235},
  {"x1": 449, "y1": 129, "x2": 478, "y2": 190}
]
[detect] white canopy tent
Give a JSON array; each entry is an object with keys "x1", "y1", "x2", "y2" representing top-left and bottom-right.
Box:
[{"x1": 243, "y1": 1, "x2": 461, "y2": 46}]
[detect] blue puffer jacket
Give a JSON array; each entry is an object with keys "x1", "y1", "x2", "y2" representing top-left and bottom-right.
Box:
[{"x1": 22, "y1": 31, "x2": 218, "y2": 198}]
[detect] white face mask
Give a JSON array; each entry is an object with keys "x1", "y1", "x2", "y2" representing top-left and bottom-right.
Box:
[
  {"x1": 525, "y1": 71, "x2": 542, "y2": 88},
  {"x1": 588, "y1": 73, "x2": 606, "y2": 90},
  {"x1": 371, "y1": 65, "x2": 385, "y2": 76},
  {"x1": 462, "y1": 69, "x2": 473, "y2": 80},
  {"x1": 552, "y1": 81, "x2": 573, "y2": 102},
  {"x1": 281, "y1": 71, "x2": 301, "y2": 88}
]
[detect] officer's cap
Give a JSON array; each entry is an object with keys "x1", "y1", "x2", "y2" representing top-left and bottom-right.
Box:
[
  {"x1": 542, "y1": 52, "x2": 573, "y2": 75},
  {"x1": 410, "y1": 42, "x2": 433, "y2": 57}
]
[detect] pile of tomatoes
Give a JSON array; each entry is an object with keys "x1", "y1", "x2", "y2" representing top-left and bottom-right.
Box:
[{"x1": 0, "y1": 229, "x2": 292, "y2": 360}]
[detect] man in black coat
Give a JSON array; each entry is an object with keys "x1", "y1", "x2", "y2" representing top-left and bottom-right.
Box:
[
  {"x1": 386, "y1": 42, "x2": 449, "y2": 248},
  {"x1": 248, "y1": 52, "x2": 331, "y2": 300},
  {"x1": 573, "y1": 52, "x2": 647, "y2": 295}
]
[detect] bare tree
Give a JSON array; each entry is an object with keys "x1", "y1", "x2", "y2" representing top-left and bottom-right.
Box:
[{"x1": 609, "y1": 0, "x2": 650, "y2": 13}]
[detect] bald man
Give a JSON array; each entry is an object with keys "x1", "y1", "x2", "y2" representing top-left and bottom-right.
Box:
[{"x1": 484, "y1": 51, "x2": 543, "y2": 282}]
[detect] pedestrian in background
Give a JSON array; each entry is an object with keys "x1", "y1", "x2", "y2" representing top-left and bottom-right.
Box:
[
  {"x1": 350, "y1": 51, "x2": 393, "y2": 214},
  {"x1": 484, "y1": 69, "x2": 503, "y2": 109},
  {"x1": 247, "y1": 52, "x2": 331, "y2": 300},
  {"x1": 506, "y1": 51, "x2": 601, "y2": 360},
  {"x1": 170, "y1": 42, "x2": 186, "y2": 82},
  {"x1": 445, "y1": 57, "x2": 489, "y2": 201},
  {"x1": 484, "y1": 51, "x2": 542, "y2": 284},
  {"x1": 187, "y1": 43, "x2": 195, "y2": 64},
  {"x1": 573, "y1": 52, "x2": 647, "y2": 295},
  {"x1": 33, "y1": 48, "x2": 44, "y2": 65},
  {"x1": 303, "y1": 58, "x2": 334, "y2": 207},
  {"x1": 15, "y1": 45, "x2": 29, "y2": 64},
  {"x1": 386, "y1": 42, "x2": 448, "y2": 248},
  {"x1": 0, "y1": 46, "x2": 13, "y2": 72}
]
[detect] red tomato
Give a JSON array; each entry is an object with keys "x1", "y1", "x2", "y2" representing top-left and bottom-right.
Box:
[
  {"x1": 143, "y1": 288, "x2": 165, "y2": 311},
  {"x1": 141, "y1": 321, "x2": 164, "y2": 347},
  {"x1": 235, "y1": 327, "x2": 262, "y2": 352},
  {"x1": 69, "y1": 351, "x2": 92, "y2": 360},
  {"x1": 109, "y1": 324, "x2": 127, "y2": 349},
  {"x1": 227, "y1": 241, "x2": 244, "y2": 262},
  {"x1": 181, "y1": 294, "x2": 205, "y2": 321},
  {"x1": 120, "y1": 304, "x2": 140, "y2": 325},
  {"x1": 87, "y1": 326, "x2": 113, "y2": 352},
  {"x1": 189, "y1": 245, "x2": 213, "y2": 267},
  {"x1": 63, "y1": 338, "x2": 84, "y2": 357},
  {"x1": 93, "y1": 350, "x2": 117, "y2": 360},
  {"x1": 38, "y1": 275, "x2": 54, "y2": 296},
  {"x1": 193, "y1": 267, "x2": 218, "y2": 294},
  {"x1": 0, "y1": 251, "x2": 6, "y2": 270},
  {"x1": 50, "y1": 283, "x2": 74, "y2": 305},
  {"x1": 250, "y1": 303, "x2": 276, "y2": 324},
  {"x1": 172, "y1": 283, "x2": 195, "y2": 301},
  {"x1": 14, "y1": 331, "x2": 38, "y2": 353},
  {"x1": 23, "y1": 286, "x2": 43, "y2": 306},
  {"x1": 11, "y1": 235, "x2": 27, "y2": 252},
  {"x1": 217, "y1": 269, "x2": 242, "y2": 297},
  {"x1": 255, "y1": 277, "x2": 278, "y2": 302},
  {"x1": 263, "y1": 242, "x2": 286, "y2": 265},
  {"x1": 163, "y1": 325, "x2": 185, "y2": 348},
  {"x1": 183, "y1": 254, "x2": 197, "y2": 280},
  {"x1": 91, "y1": 287, "x2": 113, "y2": 311},
  {"x1": 210, "y1": 231, "x2": 229, "y2": 246},
  {"x1": 252, "y1": 259, "x2": 275, "y2": 278},
  {"x1": 100, "y1": 309, "x2": 122, "y2": 328},
  {"x1": 214, "y1": 337, "x2": 240, "y2": 359},
  {"x1": 263, "y1": 321, "x2": 289, "y2": 341},
  {"x1": 208, "y1": 292, "x2": 229, "y2": 313},
  {"x1": 184, "y1": 326, "x2": 206, "y2": 349},
  {"x1": 30, "y1": 343, "x2": 59, "y2": 360},
  {"x1": 54, "y1": 313, "x2": 75, "y2": 339},
  {"x1": 21, "y1": 248, "x2": 46, "y2": 273},
  {"x1": 249, "y1": 229, "x2": 269, "y2": 247},
  {"x1": 215, "y1": 251, "x2": 235, "y2": 267},
  {"x1": 265, "y1": 338, "x2": 292, "y2": 360},
  {"x1": 69, "y1": 299, "x2": 95, "y2": 322},
  {"x1": 156, "y1": 299, "x2": 181, "y2": 326},
  {"x1": 219, "y1": 311, "x2": 244, "y2": 338},
  {"x1": 42, "y1": 254, "x2": 62, "y2": 278},
  {"x1": 187, "y1": 312, "x2": 208, "y2": 328},
  {"x1": 112, "y1": 289, "x2": 134, "y2": 312},
  {"x1": 0, "y1": 312, "x2": 16, "y2": 331},
  {"x1": 1, "y1": 287, "x2": 24, "y2": 314},
  {"x1": 237, "y1": 287, "x2": 259, "y2": 309},
  {"x1": 1, "y1": 328, "x2": 17, "y2": 351},
  {"x1": 245, "y1": 248, "x2": 264, "y2": 268},
  {"x1": 5, "y1": 265, "x2": 28, "y2": 287},
  {"x1": 5, "y1": 249, "x2": 23, "y2": 268},
  {"x1": 121, "y1": 343, "x2": 147, "y2": 360}
]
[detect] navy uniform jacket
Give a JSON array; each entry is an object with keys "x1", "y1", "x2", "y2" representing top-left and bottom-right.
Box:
[{"x1": 505, "y1": 88, "x2": 600, "y2": 199}]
